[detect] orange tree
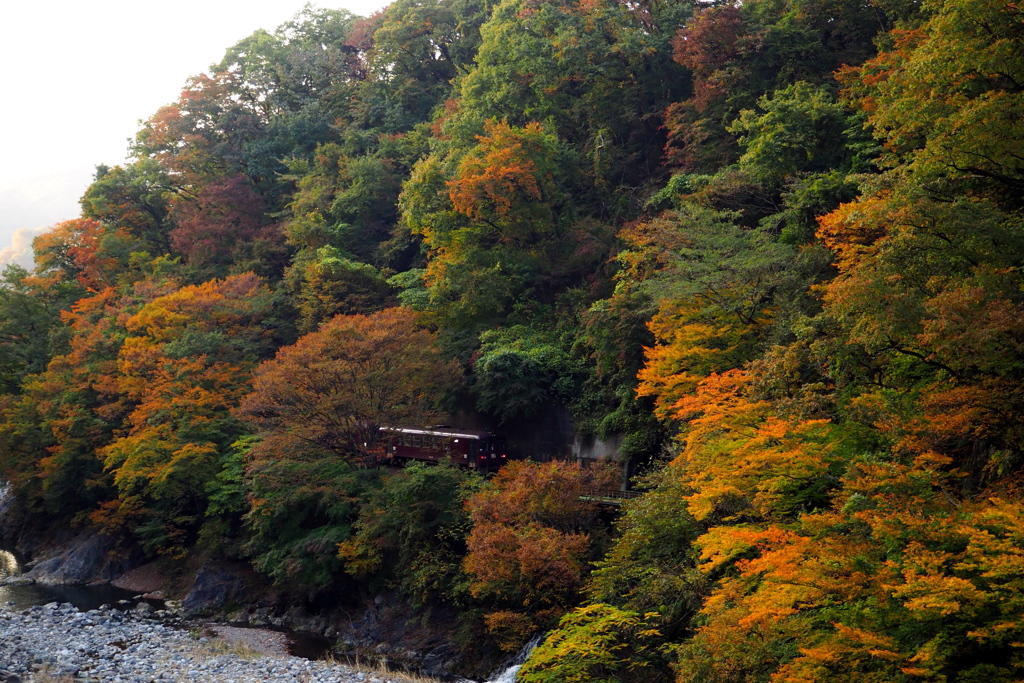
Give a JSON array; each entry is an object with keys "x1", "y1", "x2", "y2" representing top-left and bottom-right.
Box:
[
  {"x1": 237, "y1": 306, "x2": 461, "y2": 594},
  {"x1": 238, "y1": 306, "x2": 461, "y2": 462},
  {"x1": 463, "y1": 459, "x2": 619, "y2": 651},
  {"x1": 95, "y1": 273, "x2": 276, "y2": 557}
]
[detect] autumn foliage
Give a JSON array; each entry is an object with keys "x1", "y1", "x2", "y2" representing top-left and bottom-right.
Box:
[
  {"x1": 5, "y1": 0, "x2": 1024, "y2": 678},
  {"x1": 464, "y1": 460, "x2": 618, "y2": 649},
  {"x1": 238, "y1": 307, "x2": 461, "y2": 463}
]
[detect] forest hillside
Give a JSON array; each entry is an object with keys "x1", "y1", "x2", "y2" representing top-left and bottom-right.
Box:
[{"x1": 2, "y1": 0, "x2": 1024, "y2": 680}]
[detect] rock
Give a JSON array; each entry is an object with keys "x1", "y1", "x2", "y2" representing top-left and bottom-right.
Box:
[
  {"x1": 0, "y1": 601, "x2": 385, "y2": 682},
  {"x1": 23, "y1": 531, "x2": 135, "y2": 585},
  {"x1": 182, "y1": 562, "x2": 245, "y2": 614},
  {"x1": 0, "y1": 577, "x2": 33, "y2": 586},
  {"x1": 225, "y1": 610, "x2": 249, "y2": 624},
  {"x1": 422, "y1": 643, "x2": 461, "y2": 675}
]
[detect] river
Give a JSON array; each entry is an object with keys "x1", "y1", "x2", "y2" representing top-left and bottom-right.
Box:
[
  {"x1": 0, "y1": 549, "x2": 150, "y2": 611},
  {"x1": 0, "y1": 548, "x2": 533, "y2": 681},
  {"x1": 0, "y1": 548, "x2": 336, "y2": 661}
]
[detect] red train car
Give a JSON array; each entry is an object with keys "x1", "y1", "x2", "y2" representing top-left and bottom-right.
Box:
[{"x1": 380, "y1": 426, "x2": 507, "y2": 472}]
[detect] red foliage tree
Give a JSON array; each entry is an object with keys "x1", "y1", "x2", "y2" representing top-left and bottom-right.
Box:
[
  {"x1": 238, "y1": 307, "x2": 462, "y2": 463},
  {"x1": 170, "y1": 174, "x2": 286, "y2": 277},
  {"x1": 464, "y1": 459, "x2": 619, "y2": 649}
]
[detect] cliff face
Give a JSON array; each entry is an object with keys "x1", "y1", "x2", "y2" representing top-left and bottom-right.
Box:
[{"x1": 22, "y1": 532, "x2": 138, "y2": 586}]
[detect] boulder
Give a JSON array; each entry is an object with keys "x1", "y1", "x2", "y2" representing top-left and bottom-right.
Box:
[
  {"x1": 23, "y1": 531, "x2": 132, "y2": 585},
  {"x1": 182, "y1": 562, "x2": 245, "y2": 614}
]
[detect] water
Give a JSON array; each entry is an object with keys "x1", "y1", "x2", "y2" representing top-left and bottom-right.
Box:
[
  {"x1": 0, "y1": 545, "x2": 524, "y2": 671},
  {"x1": 0, "y1": 549, "x2": 149, "y2": 611},
  {"x1": 253, "y1": 625, "x2": 331, "y2": 660},
  {"x1": 0, "y1": 547, "x2": 335, "y2": 661},
  {"x1": 484, "y1": 632, "x2": 544, "y2": 683}
]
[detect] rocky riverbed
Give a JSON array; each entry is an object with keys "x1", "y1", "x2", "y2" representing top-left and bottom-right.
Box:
[{"x1": 0, "y1": 602, "x2": 420, "y2": 683}]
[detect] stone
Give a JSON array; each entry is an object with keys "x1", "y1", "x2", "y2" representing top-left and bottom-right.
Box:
[
  {"x1": 23, "y1": 531, "x2": 136, "y2": 585},
  {"x1": 181, "y1": 563, "x2": 244, "y2": 614}
]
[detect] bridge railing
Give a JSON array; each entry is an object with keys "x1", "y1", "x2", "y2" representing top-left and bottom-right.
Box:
[{"x1": 580, "y1": 489, "x2": 643, "y2": 506}]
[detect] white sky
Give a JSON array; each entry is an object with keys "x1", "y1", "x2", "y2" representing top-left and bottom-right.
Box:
[{"x1": 0, "y1": 0, "x2": 391, "y2": 265}]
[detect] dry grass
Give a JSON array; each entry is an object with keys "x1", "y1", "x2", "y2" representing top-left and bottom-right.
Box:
[
  {"x1": 29, "y1": 667, "x2": 75, "y2": 682},
  {"x1": 337, "y1": 654, "x2": 447, "y2": 683},
  {"x1": 199, "y1": 636, "x2": 265, "y2": 660}
]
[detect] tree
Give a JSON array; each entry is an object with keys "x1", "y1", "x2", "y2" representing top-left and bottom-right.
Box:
[
  {"x1": 131, "y1": 5, "x2": 362, "y2": 216},
  {"x1": 729, "y1": 82, "x2": 862, "y2": 184},
  {"x1": 169, "y1": 174, "x2": 286, "y2": 279},
  {"x1": 519, "y1": 604, "x2": 667, "y2": 683},
  {"x1": 338, "y1": 461, "x2": 482, "y2": 608},
  {"x1": 3, "y1": 286, "x2": 144, "y2": 518},
  {"x1": 455, "y1": 0, "x2": 686, "y2": 198},
  {"x1": 588, "y1": 464, "x2": 704, "y2": 643},
  {"x1": 403, "y1": 119, "x2": 576, "y2": 329},
  {"x1": 288, "y1": 247, "x2": 395, "y2": 333},
  {"x1": 463, "y1": 459, "x2": 619, "y2": 649},
  {"x1": 244, "y1": 436, "x2": 371, "y2": 594},
  {"x1": 80, "y1": 160, "x2": 176, "y2": 256},
  {"x1": 31, "y1": 218, "x2": 129, "y2": 293},
  {"x1": 95, "y1": 273, "x2": 276, "y2": 556},
  {"x1": 284, "y1": 142, "x2": 409, "y2": 262},
  {"x1": 624, "y1": 204, "x2": 829, "y2": 420},
  {"x1": 471, "y1": 326, "x2": 575, "y2": 422},
  {"x1": 0, "y1": 266, "x2": 62, "y2": 394},
  {"x1": 813, "y1": 0, "x2": 1024, "y2": 476},
  {"x1": 360, "y1": 0, "x2": 491, "y2": 133},
  {"x1": 238, "y1": 307, "x2": 462, "y2": 462},
  {"x1": 664, "y1": 0, "x2": 914, "y2": 172}
]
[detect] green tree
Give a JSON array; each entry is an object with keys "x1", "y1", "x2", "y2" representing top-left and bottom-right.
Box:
[
  {"x1": 80, "y1": 160, "x2": 176, "y2": 257},
  {"x1": 0, "y1": 266, "x2": 62, "y2": 394},
  {"x1": 339, "y1": 461, "x2": 482, "y2": 608},
  {"x1": 519, "y1": 604, "x2": 668, "y2": 683},
  {"x1": 244, "y1": 437, "x2": 372, "y2": 594}
]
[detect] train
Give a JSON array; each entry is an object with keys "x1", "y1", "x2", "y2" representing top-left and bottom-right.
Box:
[{"x1": 379, "y1": 426, "x2": 508, "y2": 472}]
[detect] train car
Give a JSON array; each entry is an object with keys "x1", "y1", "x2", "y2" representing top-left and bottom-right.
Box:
[{"x1": 379, "y1": 426, "x2": 507, "y2": 472}]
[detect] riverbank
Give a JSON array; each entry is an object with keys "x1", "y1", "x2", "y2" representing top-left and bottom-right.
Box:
[
  {"x1": 0, "y1": 602, "x2": 433, "y2": 683},
  {"x1": 0, "y1": 537, "x2": 511, "y2": 681}
]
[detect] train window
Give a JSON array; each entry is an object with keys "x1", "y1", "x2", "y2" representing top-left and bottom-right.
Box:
[
  {"x1": 469, "y1": 442, "x2": 478, "y2": 456},
  {"x1": 412, "y1": 435, "x2": 422, "y2": 447}
]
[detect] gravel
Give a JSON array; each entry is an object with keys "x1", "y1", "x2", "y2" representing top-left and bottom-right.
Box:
[{"x1": 0, "y1": 602, "x2": 408, "y2": 683}]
